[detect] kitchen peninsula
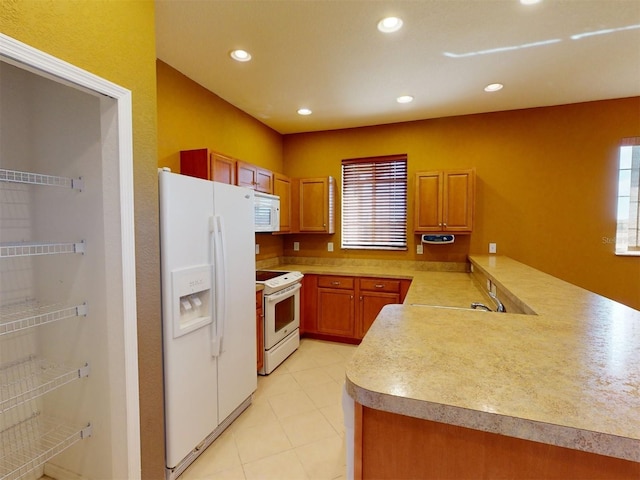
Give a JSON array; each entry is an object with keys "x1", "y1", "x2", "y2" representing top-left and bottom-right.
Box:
[{"x1": 343, "y1": 255, "x2": 640, "y2": 479}]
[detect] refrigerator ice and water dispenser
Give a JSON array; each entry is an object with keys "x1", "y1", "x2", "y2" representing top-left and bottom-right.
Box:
[{"x1": 171, "y1": 264, "x2": 212, "y2": 338}]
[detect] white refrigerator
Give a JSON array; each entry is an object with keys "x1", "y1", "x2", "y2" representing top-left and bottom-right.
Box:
[{"x1": 159, "y1": 170, "x2": 257, "y2": 479}]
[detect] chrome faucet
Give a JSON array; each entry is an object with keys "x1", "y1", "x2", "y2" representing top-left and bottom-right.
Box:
[
  {"x1": 470, "y1": 302, "x2": 492, "y2": 311},
  {"x1": 471, "y1": 293, "x2": 506, "y2": 313},
  {"x1": 489, "y1": 292, "x2": 506, "y2": 312}
]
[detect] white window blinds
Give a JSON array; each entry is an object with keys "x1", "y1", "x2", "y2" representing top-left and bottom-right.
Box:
[{"x1": 341, "y1": 155, "x2": 407, "y2": 250}]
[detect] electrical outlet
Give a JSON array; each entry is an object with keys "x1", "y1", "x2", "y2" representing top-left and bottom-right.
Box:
[
  {"x1": 416, "y1": 244, "x2": 423, "y2": 255},
  {"x1": 489, "y1": 242, "x2": 497, "y2": 254},
  {"x1": 293, "y1": 241, "x2": 300, "y2": 251},
  {"x1": 327, "y1": 242, "x2": 334, "y2": 252},
  {"x1": 255, "y1": 244, "x2": 260, "y2": 255}
]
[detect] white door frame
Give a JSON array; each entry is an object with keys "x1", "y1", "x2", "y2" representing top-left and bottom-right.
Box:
[{"x1": 0, "y1": 33, "x2": 141, "y2": 479}]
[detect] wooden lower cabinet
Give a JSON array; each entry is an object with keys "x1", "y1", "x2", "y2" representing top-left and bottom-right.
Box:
[
  {"x1": 355, "y1": 404, "x2": 640, "y2": 479},
  {"x1": 304, "y1": 274, "x2": 410, "y2": 343},
  {"x1": 256, "y1": 290, "x2": 264, "y2": 372},
  {"x1": 317, "y1": 276, "x2": 356, "y2": 338},
  {"x1": 358, "y1": 278, "x2": 401, "y2": 338}
]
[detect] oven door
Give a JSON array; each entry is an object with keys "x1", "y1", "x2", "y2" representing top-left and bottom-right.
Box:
[{"x1": 264, "y1": 282, "x2": 301, "y2": 350}]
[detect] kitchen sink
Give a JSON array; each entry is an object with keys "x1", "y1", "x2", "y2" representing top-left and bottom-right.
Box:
[{"x1": 410, "y1": 304, "x2": 493, "y2": 312}]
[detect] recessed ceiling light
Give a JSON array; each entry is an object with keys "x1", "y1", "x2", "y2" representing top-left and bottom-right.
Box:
[
  {"x1": 297, "y1": 108, "x2": 312, "y2": 116},
  {"x1": 396, "y1": 95, "x2": 414, "y2": 104},
  {"x1": 484, "y1": 83, "x2": 504, "y2": 92},
  {"x1": 230, "y1": 49, "x2": 252, "y2": 62},
  {"x1": 377, "y1": 16, "x2": 403, "y2": 33},
  {"x1": 520, "y1": 0, "x2": 542, "y2": 4}
]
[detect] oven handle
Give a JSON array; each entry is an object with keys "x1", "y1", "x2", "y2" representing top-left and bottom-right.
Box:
[{"x1": 265, "y1": 282, "x2": 302, "y2": 303}]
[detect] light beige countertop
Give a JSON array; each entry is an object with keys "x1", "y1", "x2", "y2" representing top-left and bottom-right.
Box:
[
  {"x1": 340, "y1": 255, "x2": 640, "y2": 462},
  {"x1": 268, "y1": 260, "x2": 487, "y2": 309}
]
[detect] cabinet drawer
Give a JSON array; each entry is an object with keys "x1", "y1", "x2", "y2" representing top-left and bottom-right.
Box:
[
  {"x1": 359, "y1": 278, "x2": 401, "y2": 293},
  {"x1": 318, "y1": 275, "x2": 355, "y2": 290}
]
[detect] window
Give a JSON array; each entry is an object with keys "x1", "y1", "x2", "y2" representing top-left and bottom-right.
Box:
[
  {"x1": 616, "y1": 137, "x2": 640, "y2": 256},
  {"x1": 341, "y1": 154, "x2": 407, "y2": 250}
]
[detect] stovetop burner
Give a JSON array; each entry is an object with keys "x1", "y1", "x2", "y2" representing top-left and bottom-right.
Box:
[{"x1": 256, "y1": 270, "x2": 286, "y2": 282}]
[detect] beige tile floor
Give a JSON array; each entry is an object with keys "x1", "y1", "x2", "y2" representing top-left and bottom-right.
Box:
[{"x1": 181, "y1": 338, "x2": 357, "y2": 480}]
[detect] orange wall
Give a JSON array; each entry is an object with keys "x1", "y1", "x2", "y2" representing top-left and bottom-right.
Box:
[
  {"x1": 155, "y1": 54, "x2": 639, "y2": 310},
  {"x1": 283, "y1": 98, "x2": 640, "y2": 309},
  {"x1": 0, "y1": 2, "x2": 163, "y2": 478},
  {"x1": 157, "y1": 60, "x2": 283, "y2": 174},
  {"x1": 157, "y1": 60, "x2": 285, "y2": 260}
]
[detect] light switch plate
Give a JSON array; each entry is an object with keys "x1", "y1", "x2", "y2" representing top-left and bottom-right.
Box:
[
  {"x1": 255, "y1": 244, "x2": 260, "y2": 255},
  {"x1": 293, "y1": 242, "x2": 300, "y2": 251},
  {"x1": 489, "y1": 243, "x2": 497, "y2": 254},
  {"x1": 416, "y1": 244, "x2": 423, "y2": 255},
  {"x1": 328, "y1": 242, "x2": 334, "y2": 252}
]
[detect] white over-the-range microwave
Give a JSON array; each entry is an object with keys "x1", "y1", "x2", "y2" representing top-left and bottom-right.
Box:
[{"x1": 254, "y1": 191, "x2": 280, "y2": 232}]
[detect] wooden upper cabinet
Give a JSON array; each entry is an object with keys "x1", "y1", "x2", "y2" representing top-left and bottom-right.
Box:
[
  {"x1": 256, "y1": 167, "x2": 273, "y2": 193},
  {"x1": 273, "y1": 172, "x2": 291, "y2": 233},
  {"x1": 414, "y1": 169, "x2": 475, "y2": 233},
  {"x1": 237, "y1": 160, "x2": 273, "y2": 193},
  {"x1": 179, "y1": 149, "x2": 236, "y2": 184},
  {"x1": 414, "y1": 171, "x2": 442, "y2": 232},
  {"x1": 299, "y1": 176, "x2": 336, "y2": 234},
  {"x1": 180, "y1": 148, "x2": 211, "y2": 180},
  {"x1": 211, "y1": 152, "x2": 236, "y2": 184}
]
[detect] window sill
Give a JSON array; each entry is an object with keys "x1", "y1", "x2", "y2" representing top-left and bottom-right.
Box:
[{"x1": 615, "y1": 251, "x2": 640, "y2": 257}]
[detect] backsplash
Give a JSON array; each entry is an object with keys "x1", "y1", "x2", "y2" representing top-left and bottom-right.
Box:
[{"x1": 256, "y1": 256, "x2": 469, "y2": 273}]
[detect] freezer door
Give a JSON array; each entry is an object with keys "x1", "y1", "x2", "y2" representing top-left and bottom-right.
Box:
[
  {"x1": 212, "y1": 182, "x2": 258, "y2": 422},
  {"x1": 159, "y1": 171, "x2": 219, "y2": 469}
]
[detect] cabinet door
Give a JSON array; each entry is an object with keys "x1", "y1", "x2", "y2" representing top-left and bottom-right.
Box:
[
  {"x1": 236, "y1": 160, "x2": 257, "y2": 189},
  {"x1": 299, "y1": 177, "x2": 335, "y2": 233},
  {"x1": 300, "y1": 275, "x2": 318, "y2": 335},
  {"x1": 211, "y1": 152, "x2": 236, "y2": 185},
  {"x1": 256, "y1": 291, "x2": 264, "y2": 372},
  {"x1": 358, "y1": 278, "x2": 401, "y2": 338},
  {"x1": 236, "y1": 160, "x2": 273, "y2": 193},
  {"x1": 443, "y1": 170, "x2": 474, "y2": 232},
  {"x1": 414, "y1": 171, "x2": 443, "y2": 232},
  {"x1": 317, "y1": 288, "x2": 356, "y2": 337},
  {"x1": 256, "y1": 167, "x2": 273, "y2": 193},
  {"x1": 273, "y1": 173, "x2": 291, "y2": 232},
  {"x1": 180, "y1": 148, "x2": 211, "y2": 180},
  {"x1": 359, "y1": 291, "x2": 400, "y2": 338}
]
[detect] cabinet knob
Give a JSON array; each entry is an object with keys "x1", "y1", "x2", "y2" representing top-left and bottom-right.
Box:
[{"x1": 375, "y1": 284, "x2": 384, "y2": 288}]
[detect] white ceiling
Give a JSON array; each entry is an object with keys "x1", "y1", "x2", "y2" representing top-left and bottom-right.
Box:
[{"x1": 155, "y1": 0, "x2": 640, "y2": 135}]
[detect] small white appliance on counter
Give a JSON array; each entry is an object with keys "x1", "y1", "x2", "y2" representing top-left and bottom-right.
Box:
[
  {"x1": 256, "y1": 270, "x2": 303, "y2": 374},
  {"x1": 159, "y1": 170, "x2": 257, "y2": 479},
  {"x1": 254, "y1": 191, "x2": 280, "y2": 232}
]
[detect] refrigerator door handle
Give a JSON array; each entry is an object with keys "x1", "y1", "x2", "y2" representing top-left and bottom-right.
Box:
[{"x1": 210, "y1": 214, "x2": 227, "y2": 357}]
